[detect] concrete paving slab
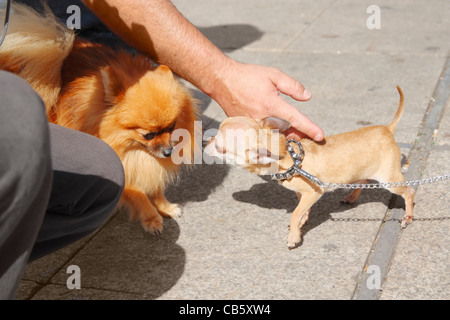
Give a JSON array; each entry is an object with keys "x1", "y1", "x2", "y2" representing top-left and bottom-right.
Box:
[
  {"x1": 380, "y1": 97, "x2": 450, "y2": 300},
  {"x1": 354, "y1": 56, "x2": 450, "y2": 299},
  {"x1": 30, "y1": 283, "x2": 144, "y2": 300},
  {"x1": 286, "y1": 0, "x2": 450, "y2": 56},
  {"x1": 17, "y1": 280, "x2": 41, "y2": 300},
  {"x1": 269, "y1": 52, "x2": 445, "y2": 141},
  {"x1": 16, "y1": 228, "x2": 100, "y2": 299},
  {"x1": 22, "y1": 232, "x2": 97, "y2": 284},
  {"x1": 172, "y1": 0, "x2": 336, "y2": 52}
]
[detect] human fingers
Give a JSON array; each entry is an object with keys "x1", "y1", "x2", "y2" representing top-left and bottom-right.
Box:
[
  {"x1": 270, "y1": 96, "x2": 324, "y2": 141},
  {"x1": 269, "y1": 68, "x2": 312, "y2": 102}
]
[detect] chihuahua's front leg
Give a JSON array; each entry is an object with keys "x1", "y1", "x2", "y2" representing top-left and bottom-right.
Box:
[{"x1": 287, "y1": 191, "x2": 322, "y2": 249}]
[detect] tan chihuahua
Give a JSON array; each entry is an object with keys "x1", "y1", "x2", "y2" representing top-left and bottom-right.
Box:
[{"x1": 206, "y1": 86, "x2": 414, "y2": 249}]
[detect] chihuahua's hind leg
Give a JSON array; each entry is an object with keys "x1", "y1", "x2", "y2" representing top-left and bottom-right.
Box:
[
  {"x1": 389, "y1": 185, "x2": 415, "y2": 228},
  {"x1": 287, "y1": 191, "x2": 322, "y2": 249},
  {"x1": 151, "y1": 188, "x2": 182, "y2": 219},
  {"x1": 121, "y1": 186, "x2": 164, "y2": 235},
  {"x1": 341, "y1": 179, "x2": 370, "y2": 204},
  {"x1": 384, "y1": 172, "x2": 415, "y2": 228}
]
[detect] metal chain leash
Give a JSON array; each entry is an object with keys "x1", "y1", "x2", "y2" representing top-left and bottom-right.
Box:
[
  {"x1": 318, "y1": 174, "x2": 450, "y2": 189},
  {"x1": 272, "y1": 140, "x2": 450, "y2": 189}
]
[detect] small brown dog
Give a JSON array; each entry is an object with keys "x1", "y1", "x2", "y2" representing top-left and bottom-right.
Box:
[{"x1": 206, "y1": 86, "x2": 414, "y2": 248}]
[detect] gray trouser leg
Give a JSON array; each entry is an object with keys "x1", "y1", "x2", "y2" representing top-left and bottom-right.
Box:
[
  {"x1": 0, "y1": 71, "x2": 52, "y2": 299},
  {"x1": 0, "y1": 71, "x2": 125, "y2": 299},
  {"x1": 30, "y1": 124, "x2": 125, "y2": 261}
]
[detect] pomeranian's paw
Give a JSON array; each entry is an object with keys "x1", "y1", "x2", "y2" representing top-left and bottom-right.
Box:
[
  {"x1": 163, "y1": 203, "x2": 183, "y2": 219},
  {"x1": 141, "y1": 215, "x2": 164, "y2": 236}
]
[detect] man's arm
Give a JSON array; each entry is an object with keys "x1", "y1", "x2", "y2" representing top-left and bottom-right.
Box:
[{"x1": 82, "y1": 0, "x2": 324, "y2": 141}]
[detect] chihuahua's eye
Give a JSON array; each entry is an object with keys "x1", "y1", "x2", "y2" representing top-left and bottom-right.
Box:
[{"x1": 143, "y1": 132, "x2": 156, "y2": 140}]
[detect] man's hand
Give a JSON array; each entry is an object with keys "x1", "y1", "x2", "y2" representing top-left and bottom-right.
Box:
[{"x1": 211, "y1": 61, "x2": 324, "y2": 141}]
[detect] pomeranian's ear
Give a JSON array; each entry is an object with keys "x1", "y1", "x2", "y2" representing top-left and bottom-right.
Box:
[
  {"x1": 155, "y1": 65, "x2": 174, "y2": 77},
  {"x1": 100, "y1": 66, "x2": 123, "y2": 105},
  {"x1": 258, "y1": 117, "x2": 291, "y2": 133}
]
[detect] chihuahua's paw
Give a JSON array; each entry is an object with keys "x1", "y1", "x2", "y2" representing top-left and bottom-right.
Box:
[
  {"x1": 286, "y1": 241, "x2": 300, "y2": 250},
  {"x1": 401, "y1": 215, "x2": 413, "y2": 228},
  {"x1": 286, "y1": 231, "x2": 301, "y2": 250},
  {"x1": 141, "y1": 216, "x2": 164, "y2": 236}
]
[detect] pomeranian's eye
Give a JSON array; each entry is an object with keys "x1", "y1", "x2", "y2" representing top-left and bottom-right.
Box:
[
  {"x1": 163, "y1": 122, "x2": 176, "y2": 133},
  {"x1": 143, "y1": 132, "x2": 156, "y2": 140}
]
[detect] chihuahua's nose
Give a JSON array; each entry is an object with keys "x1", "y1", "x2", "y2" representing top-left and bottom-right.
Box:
[{"x1": 162, "y1": 147, "x2": 173, "y2": 158}]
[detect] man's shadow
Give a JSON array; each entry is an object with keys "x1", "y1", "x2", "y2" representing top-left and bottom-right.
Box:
[{"x1": 198, "y1": 24, "x2": 263, "y2": 52}]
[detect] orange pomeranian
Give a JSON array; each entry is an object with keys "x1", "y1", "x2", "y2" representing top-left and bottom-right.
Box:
[{"x1": 0, "y1": 3, "x2": 198, "y2": 234}]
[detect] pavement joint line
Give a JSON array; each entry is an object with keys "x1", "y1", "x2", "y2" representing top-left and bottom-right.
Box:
[
  {"x1": 352, "y1": 55, "x2": 450, "y2": 300},
  {"x1": 24, "y1": 209, "x2": 122, "y2": 300},
  {"x1": 277, "y1": 0, "x2": 338, "y2": 56},
  {"x1": 242, "y1": 47, "x2": 449, "y2": 58},
  {"x1": 33, "y1": 282, "x2": 144, "y2": 298}
]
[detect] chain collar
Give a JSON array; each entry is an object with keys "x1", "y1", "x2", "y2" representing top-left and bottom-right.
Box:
[
  {"x1": 271, "y1": 139, "x2": 325, "y2": 186},
  {"x1": 271, "y1": 139, "x2": 304, "y2": 181},
  {"x1": 271, "y1": 140, "x2": 304, "y2": 181}
]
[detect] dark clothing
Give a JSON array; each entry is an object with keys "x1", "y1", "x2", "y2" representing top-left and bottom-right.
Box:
[
  {"x1": 16, "y1": 0, "x2": 127, "y2": 47},
  {"x1": 0, "y1": 1, "x2": 125, "y2": 299}
]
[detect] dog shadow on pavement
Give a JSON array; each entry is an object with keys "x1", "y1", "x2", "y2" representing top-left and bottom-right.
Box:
[{"x1": 232, "y1": 177, "x2": 403, "y2": 241}]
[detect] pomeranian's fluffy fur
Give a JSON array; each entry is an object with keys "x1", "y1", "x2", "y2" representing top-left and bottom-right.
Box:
[{"x1": 0, "y1": 3, "x2": 198, "y2": 234}]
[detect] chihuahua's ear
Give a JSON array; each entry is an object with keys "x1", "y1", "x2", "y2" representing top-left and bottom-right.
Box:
[
  {"x1": 259, "y1": 117, "x2": 291, "y2": 133},
  {"x1": 100, "y1": 66, "x2": 123, "y2": 105}
]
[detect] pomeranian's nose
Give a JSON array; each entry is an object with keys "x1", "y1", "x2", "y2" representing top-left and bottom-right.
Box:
[{"x1": 162, "y1": 147, "x2": 173, "y2": 158}]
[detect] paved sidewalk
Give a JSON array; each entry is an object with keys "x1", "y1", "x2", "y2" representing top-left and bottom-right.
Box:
[{"x1": 19, "y1": 0, "x2": 449, "y2": 300}]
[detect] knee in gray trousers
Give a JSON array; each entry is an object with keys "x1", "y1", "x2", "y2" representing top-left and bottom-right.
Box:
[
  {"x1": 0, "y1": 71, "x2": 125, "y2": 299},
  {"x1": 30, "y1": 123, "x2": 125, "y2": 261}
]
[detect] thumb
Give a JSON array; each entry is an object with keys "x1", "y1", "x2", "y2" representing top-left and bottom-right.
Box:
[{"x1": 272, "y1": 97, "x2": 324, "y2": 141}]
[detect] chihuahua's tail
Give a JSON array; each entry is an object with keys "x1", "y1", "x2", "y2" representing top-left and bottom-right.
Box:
[
  {"x1": 386, "y1": 86, "x2": 405, "y2": 134},
  {"x1": 0, "y1": 3, "x2": 74, "y2": 110}
]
